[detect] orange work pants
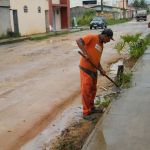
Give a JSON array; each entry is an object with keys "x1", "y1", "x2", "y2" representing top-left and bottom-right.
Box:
[{"x1": 80, "y1": 70, "x2": 97, "y2": 116}]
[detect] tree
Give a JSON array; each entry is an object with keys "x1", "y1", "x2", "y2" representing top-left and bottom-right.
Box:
[
  {"x1": 132, "y1": 0, "x2": 147, "y2": 8},
  {"x1": 133, "y1": 0, "x2": 140, "y2": 8},
  {"x1": 140, "y1": 0, "x2": 147, "y2": 8}
]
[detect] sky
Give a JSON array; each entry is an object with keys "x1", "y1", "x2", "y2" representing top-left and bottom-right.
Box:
[{"x1": 111, "y1": 0, "x2": 150, "y2": 5}]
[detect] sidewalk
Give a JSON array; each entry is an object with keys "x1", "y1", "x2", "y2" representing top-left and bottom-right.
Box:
[
  {"x1": 82, "y1": 46, "x2": 150, "y2": 150},
  {"x1": 0, "y1": 27, "x2": 89, "y2": 45}
]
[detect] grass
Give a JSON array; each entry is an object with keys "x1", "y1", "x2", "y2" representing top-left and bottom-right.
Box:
[
  {"x1": 121, "y1": 72, "x2": 133, "y2": 88},
  {"x1": 29, "y1": 30, "x2": 70, "y2": 40},
  {"x1": 107, "y1": 18, "x2": 131, "y2": 26}
]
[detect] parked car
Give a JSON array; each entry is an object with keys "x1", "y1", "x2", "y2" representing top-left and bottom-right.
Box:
[
  {"x1": 90, "y1": 16, "x2": 107, "y2": 29},
  {"x1": 136, "y1": 9, "x2": 147, "y2": 21}
]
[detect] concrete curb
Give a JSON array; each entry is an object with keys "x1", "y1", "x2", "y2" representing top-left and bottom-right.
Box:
[
  {"x1": 0, "y1": 27, "x2": 89, "y2": 45},
  {"x1": 0, "y1": 37, "x2": 29, "y2": 45},
  {"x1": 82, "y1": 104, "x2": 111, "y2": 150}
]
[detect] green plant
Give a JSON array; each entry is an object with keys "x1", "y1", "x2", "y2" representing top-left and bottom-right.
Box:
[
  {"x1": 77, "y1": 10, "x2": 96, "y2": 26},
  {"x1": 129, "y1": 39, "x2": 146, "y2": 58},
  {"x1": 107, "y1": 18, "x2": 130, "y2": 25},
  {"x1": 100, "y1": 97, "x2": 111, "y2": 107},
  {"x1": 144, "y1": 33, "x2": 150, "y2": 45},
  {"x1": 114, "y1": 33, "x2": 149, "y2": 59},
  {"x1": 114, "y1": 41, "x2": 125, "y2": 54},
  {"x1": 121, "y1": 33, "x2": 142, "y2": 44},
  {"x1": 121, "y1": 72, "x2": 133, "y2": 88}
]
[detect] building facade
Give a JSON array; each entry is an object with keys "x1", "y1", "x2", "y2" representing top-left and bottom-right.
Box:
[
  {"x1": 0, "y1": 0, "x2": 70, "y2": 36},
  {"x1": 0, "y1": 0, "x2": 11, "y2": 36},
  {"x1": 48, "y1": 0, "x2": 70, "y2": 31},
  {"x1": 9, "y1": 0, "x2": 49, "y2": 36}
]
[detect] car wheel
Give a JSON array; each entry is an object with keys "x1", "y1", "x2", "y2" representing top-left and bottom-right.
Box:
[
  {"x1": 90, "y1": 26, "x2": 92, "y2": 30},
  {"x1": 105, "y1": 25, "x2": 107, "y2": 28},
  {"x1": 94, "y1": 27, "x2": 97, "y2": 29}
]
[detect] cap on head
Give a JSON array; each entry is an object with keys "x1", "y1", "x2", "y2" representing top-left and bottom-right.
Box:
[{"x1": 101, "y1": 28, "x2": 114, "y2": 40}]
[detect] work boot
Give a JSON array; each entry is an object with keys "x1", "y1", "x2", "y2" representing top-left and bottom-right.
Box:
[
  {"x1": 91, "y1": 107, "x2": 104, "y2": 114},
  {"x1": 83, "y1": 114, "x2": 96, "y2": 121}
]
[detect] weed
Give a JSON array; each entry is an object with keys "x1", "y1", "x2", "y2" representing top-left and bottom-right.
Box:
[
  {"x1": 114, "y1": 41, "x2": 125, "y2": 54},
  {"x1": 115, "y1": 33, "x2": 150, "y2": 59},
  {"x1": 107, "y1": 18, "x2": 130, "y2": 25},
  {"x1": 55, "y1": 140, "x2": 76, "y2": 150},
  {"x1": 121, "y1": 72, "x2": 133, "y2": 88},
  {"x1": 121, "y1": 33, "x2": 142, "y2": 44},
  {"x1": 94, "y1": 96, "x2": 111, "y2": 108},
  {"x1": 144, "y1": 33, "x2": 150, "y2": 45},
  {"x1": 100, "y1": 97, "x2": 111, "y2": 107}
]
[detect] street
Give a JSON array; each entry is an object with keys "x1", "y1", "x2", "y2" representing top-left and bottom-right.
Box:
[{"x1": 0, "y1": 18, "x2": 150, "y2": 149}]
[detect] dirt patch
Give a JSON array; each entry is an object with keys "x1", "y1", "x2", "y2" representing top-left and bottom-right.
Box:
[
  {"x1": 47, "y1": 56, "x2": 136, "y2": 150},
  {"x1": 49, "y1": 115, "x2": 101, "y2": 150}
]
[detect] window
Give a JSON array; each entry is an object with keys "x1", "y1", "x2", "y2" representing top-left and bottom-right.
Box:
[
  {"x1": 24, "y1": 5, "x2": 28, "y2": 13},
  {"x1": 38, "y1": 6, "x2": 41, "y2": 13}
]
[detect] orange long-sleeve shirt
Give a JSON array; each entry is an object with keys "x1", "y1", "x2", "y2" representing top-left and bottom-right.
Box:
[{"x1": 80, "y1": 34, "x2": 103, "y2": 72}]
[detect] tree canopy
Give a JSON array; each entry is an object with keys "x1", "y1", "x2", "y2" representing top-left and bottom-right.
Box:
[{"x1": 132, "y1": 0, "x2": 148, "y2": 8}]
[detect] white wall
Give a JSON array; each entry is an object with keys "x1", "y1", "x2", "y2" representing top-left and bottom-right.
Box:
[
  {"x1": 70, "y1": 0, "x2": 83, "y2": 8},
  {"x1": 97, "y1": 0, "x2": 117, "y2": 6},
  {"x1": 10, "y1": 0, "x2": 49, "y2": 36}
]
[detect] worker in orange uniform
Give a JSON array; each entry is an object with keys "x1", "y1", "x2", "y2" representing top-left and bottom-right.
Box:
[{"x1": 76, "y1": 29, "x2": 114, "y2": 120}]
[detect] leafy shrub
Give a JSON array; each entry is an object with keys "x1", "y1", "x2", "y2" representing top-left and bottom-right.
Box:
[
  {"x1": 77, "y1": 10, "x2": 96, "y2": 26},
  {"x1": 114, "y1": 41, "x2": 125, "y2": 54},
  {"x1": 114, "y1": 33, "x2": 150, "y2": 59},
  {"x1": 121, "y1": 33, "x2": 141, "y2": 44}
]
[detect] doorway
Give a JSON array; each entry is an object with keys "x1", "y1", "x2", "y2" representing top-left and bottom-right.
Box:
[
  {"x1": 13, "y1": 10, "x2": 19, "y2": 34},
  {"x1": 45, "y1": 10, "x2": 50, "y2": 32}
]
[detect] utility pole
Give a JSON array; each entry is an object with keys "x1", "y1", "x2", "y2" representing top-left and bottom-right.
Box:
[
  {"x1": 101, "y1": 0, "x2": 103, "y2": 13},
  {"x1": 123, "y1": 0, "x2": 125, "y2": 18}
]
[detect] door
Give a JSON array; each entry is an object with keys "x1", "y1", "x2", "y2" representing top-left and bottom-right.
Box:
[
  {"x1": 53, "y1": 9, "x2": 61, "y2": 31},
  {"x1": 53, "y1": 9, "x2": 56, "y2": 31},
  {"x1": 45, "y1": 10, "x2": 49, "y2": 32},
  {"x1": 13, "y1": 10, "x2": 19, "y2": 34}
]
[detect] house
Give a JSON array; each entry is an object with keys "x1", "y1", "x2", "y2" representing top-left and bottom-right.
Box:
[
  {"x1": 9, "y1": 0, "x2": 49, "y2": 36},
  {"x1": 0, "y1": 0, "x2": 70, "y2": 37},
  {"x1": 0, "y1": 0, "x2": 11, "y2": 36},
  {"x1": 48, "y1": 0, "x2": 70, "y2": 31},
  {"x1": 118, "y1": 0, "x2": 128, "y2": 9}
]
